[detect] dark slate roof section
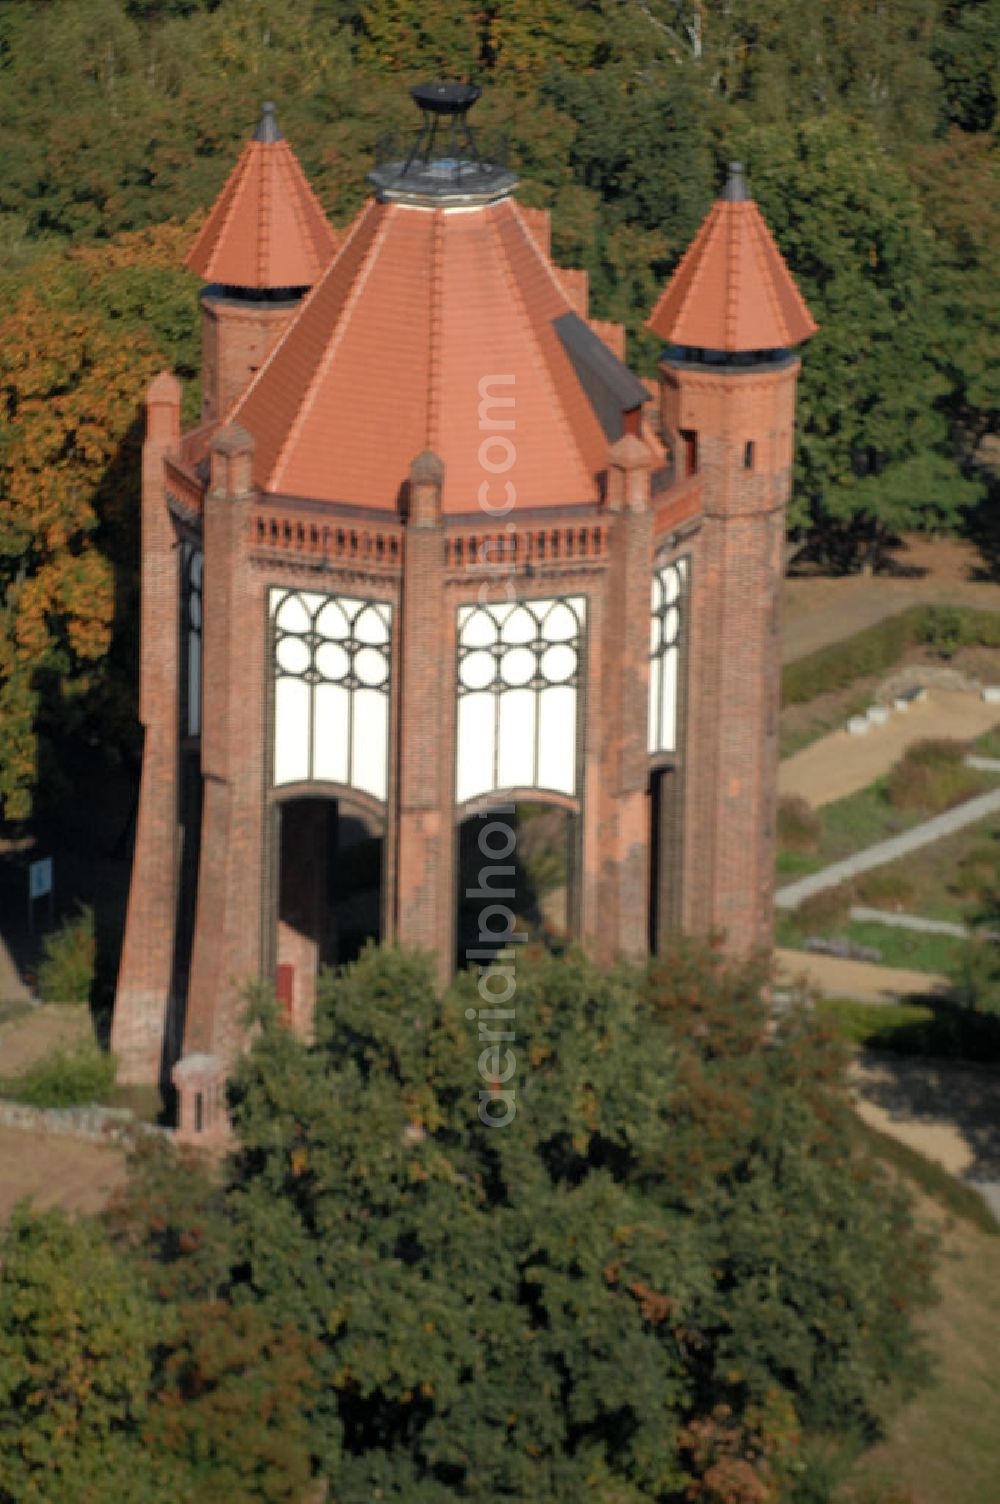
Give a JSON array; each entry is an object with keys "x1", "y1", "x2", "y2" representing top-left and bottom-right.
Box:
[
  {"x1": 552, "y1": 311, "x2": 648, "y2": 443},
  {"x1": 721, "y1": 160, "x2": 749, "y2": 201},
  {"x1": 254, "y1": 101, "x2": 283, "y2": 143}
]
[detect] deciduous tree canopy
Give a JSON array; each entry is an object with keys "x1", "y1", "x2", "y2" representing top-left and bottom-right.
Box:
[{"x1": 1, "y1": 945, "x2": 929, "y2": 1500}]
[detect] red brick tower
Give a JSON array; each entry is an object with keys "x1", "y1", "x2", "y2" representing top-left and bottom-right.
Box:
[
  {"x1": 185, "y1": 102, "x2": 338, "y2": 422},
  {"x1": 647, "y1": 162, "x2": 818, "y2": 951},
  {"x1": 112, "y1": 104, "x2": 338, "y2": 1094},
  {"x1": 113, "y1": 95, "x2": 815, "y2": 1136}
]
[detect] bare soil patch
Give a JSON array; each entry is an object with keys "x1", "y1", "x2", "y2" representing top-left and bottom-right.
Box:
[
  {"x1": 775, "y1": 947, "x2": 950, "y2": 1003},
  {"x1": 779, "y1": 686, "x2": 1000, "y2": 808},
  {"x1": 782, "y1": 535, "x2": 1000, "y2": 664},
  {"x1": 0, "y1": 1003, "x2": 93, "y2": 1076},
  {"x1": 0, "y1": 1124, "x2": 127, "y2": 1222}
]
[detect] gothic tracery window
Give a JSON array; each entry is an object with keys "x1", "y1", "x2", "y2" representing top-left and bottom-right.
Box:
[
  {"x1": 455, "y1": 596, "x2": 585, "y2": 803},
  {"x1": 269, "y1": 588, "x2": 392, "y2": 800},
  {"x1": 648, "y1": 558, "x2": 688, "y2": 757},
  {"x1": 181, "y1": 543, "x2": 203, "y2": 739}
]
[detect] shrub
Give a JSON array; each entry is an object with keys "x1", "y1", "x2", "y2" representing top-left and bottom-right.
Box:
[
  {"x1": 949, "y1": 842, "x2": 998, "y2": 901},
  {"x1": 917, "y1": 605, "x2": 1000, "y2": 652},
  {"x1": 780, "y1": 605, "x2": 1000, "y2": 709},
  {"x1": 885, "y1": 739, "x2": 979, "y2": 812},
  {"x1": 3, "y1": 1037, "x2": 116, "y2": 1108},
  {"x1": 36, "y1": 904, "x2": 95, "y2": 1004},
  {"x1": 777, "y1": 794, "x2": 822, "y2": 852},
  {"x1": 919, "y1": 605, "x2": 967, "y2": 658},
  {"x1": 794, "y1": 882, "x2": 855, "y2": 932},
  {"x1": 898, "y1": 737, "x2": 965, "y2": 769},
  {"x1": 855, "y1": 868, "x2": 916, "y2": 908}
]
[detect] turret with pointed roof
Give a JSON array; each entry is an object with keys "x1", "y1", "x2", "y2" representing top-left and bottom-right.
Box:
[
  {"x1": 645, "y1": 158, "x2": 817, "y2": 987},
  {"x1": 648, "y1": 161, "x2": 817, "y2": 354},
  {"x1": 186, "y1": 102, "x2": 338, "y2": 422},
  {"x1": 185, "y1": 101, "x2": 337, "y2": 292}
]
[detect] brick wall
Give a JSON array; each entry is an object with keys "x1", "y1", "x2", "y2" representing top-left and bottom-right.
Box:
[
  {"x1": 112, "y1": 373, "x2": 183, "y2": 1086},
  {"x1": 661, "y1": 357, "x2": 799, "y2": 952},
  {"x1": 199, "y1": 291, "x2": 303, "y2": 422},
  {"x1": 118, "y1": 356, "x2": 801, "y2": 1086}
]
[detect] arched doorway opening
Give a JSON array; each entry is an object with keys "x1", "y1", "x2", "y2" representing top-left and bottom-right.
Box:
[
  {"x1": 273, "y1": 793, "x2": 383, "y2": 1031},
  {"x1": 455, "y1": 799, "x2": 578, "y2": 971},
  {"x1": 648, "y1": 764, "x2": 683, "y2": 954}
]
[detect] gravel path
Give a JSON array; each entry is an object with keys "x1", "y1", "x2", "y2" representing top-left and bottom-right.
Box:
[
  {"x1": 778, "y1": 687, "x2": 1000, "y2": 809},
  {"x1": 775, "y1": 787, "x2": 1000, "y2": 910},
  {"x1": 775, "y1": 947, "x2": 950, "y2": 1003}
]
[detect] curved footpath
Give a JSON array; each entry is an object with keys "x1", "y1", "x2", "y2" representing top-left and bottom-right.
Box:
[{"x1": 774, "y1": 786, "x2": 1000, "y2": 910}]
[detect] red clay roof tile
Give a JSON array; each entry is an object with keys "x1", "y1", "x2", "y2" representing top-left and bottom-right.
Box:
[
  {"x1": 648, "y1": 183, "x2": 817, "y2": 352},
  {"x1": 185, "y1": 110, "x2": 337, "y2": 291},
  {"x1": 228, "y1": 196, "x2": 612, "y2": 513}
]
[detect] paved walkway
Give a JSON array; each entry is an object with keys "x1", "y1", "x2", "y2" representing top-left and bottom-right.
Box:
[
  {"x1": 775, "y1": 786, "x2": 1000, "y2": 910},
  {"x1": 778, "y1": 687, "x2": 1000, "y2": 808},
  {"x1": 775, "y1": 947, "x2": 950, "y2": 1003},
  {"x1": 850, "y1": 905, "x2": 972, "y2": 939}
]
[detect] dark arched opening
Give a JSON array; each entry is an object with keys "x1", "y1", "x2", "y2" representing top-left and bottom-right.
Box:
[
  {"x1": 455, "y1": 800, "x2": 577, "y2": 971},
  {"x1": 648, "y1": 765, "x2": 683, "y2": 953},
  {"x1": 273, "y1": 794, "x2": 383, "y2": 1029}
]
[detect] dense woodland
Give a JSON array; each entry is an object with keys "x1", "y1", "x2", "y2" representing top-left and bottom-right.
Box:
[
  {"x1": 0, "y1": 0, "x2": 998, "y2": 814},
  {"x1": 0, "y1": 945, "x2": 936, "y2": 1502}
]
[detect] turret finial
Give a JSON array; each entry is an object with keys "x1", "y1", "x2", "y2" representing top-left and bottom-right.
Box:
[
  {"x1": 722, "y1": 160, "x2": 749, "y2": 202},
  {"x1": 254, "y1": 101, "x2": 283, "y2": 144}
]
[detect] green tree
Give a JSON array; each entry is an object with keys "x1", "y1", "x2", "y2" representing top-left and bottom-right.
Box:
[
  {"x1": 743, "y1": 114, "x2": 980, "y2": 570},
  {"x1": 215, "y1": 941, "x2": 931, "y2": 1500},
  {"x1": 933, "y1": 0, "x2": 1000, "y2": 131},
  {"x1": 0, "y1": 1206, "x2": 160, "y2": 1503}
]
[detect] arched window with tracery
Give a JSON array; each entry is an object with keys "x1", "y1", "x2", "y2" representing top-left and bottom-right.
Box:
[{"x1": 455, "y1": 596, "x2": 586, "y2": 804}]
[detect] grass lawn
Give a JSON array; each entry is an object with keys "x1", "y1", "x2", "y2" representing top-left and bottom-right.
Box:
[
  {"x1": 814, "y1": 996, "x2": 1000, "y2": 1066},
  {"x1": 777, "y1": 814, "x2": 1000, "y2": 931},
  {"x1": 815, "y1": 778, "x2": 928, "y2": 862},
  {"x1": 839, "y1": 1197, "x2": 1000, "y2": 1504},
  {"x1": 973, "y1": 725, "x2": 1000, "y2": 760},
  {"x1": 775, "y1": 914, "x2": 962, "y2": 974}
]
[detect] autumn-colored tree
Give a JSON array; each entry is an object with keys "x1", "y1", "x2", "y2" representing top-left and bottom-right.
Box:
[
  {"x1": 0, "y1": 219, "x2": 198, "y2": 818},
  {"x1": 0, "y1": 1205, "x2": 159, "y2": 1503}
]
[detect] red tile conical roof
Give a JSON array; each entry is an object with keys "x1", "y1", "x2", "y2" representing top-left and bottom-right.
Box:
[
  {"x1": 647, "y1": 163, "x2": 817, "y2": 352},
  {"x1": 185, "y1": 103, "x2": 337, "y2": 291},
  {"x1": 227, "y1": 194, "x2": 647, "y2": 513}
]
